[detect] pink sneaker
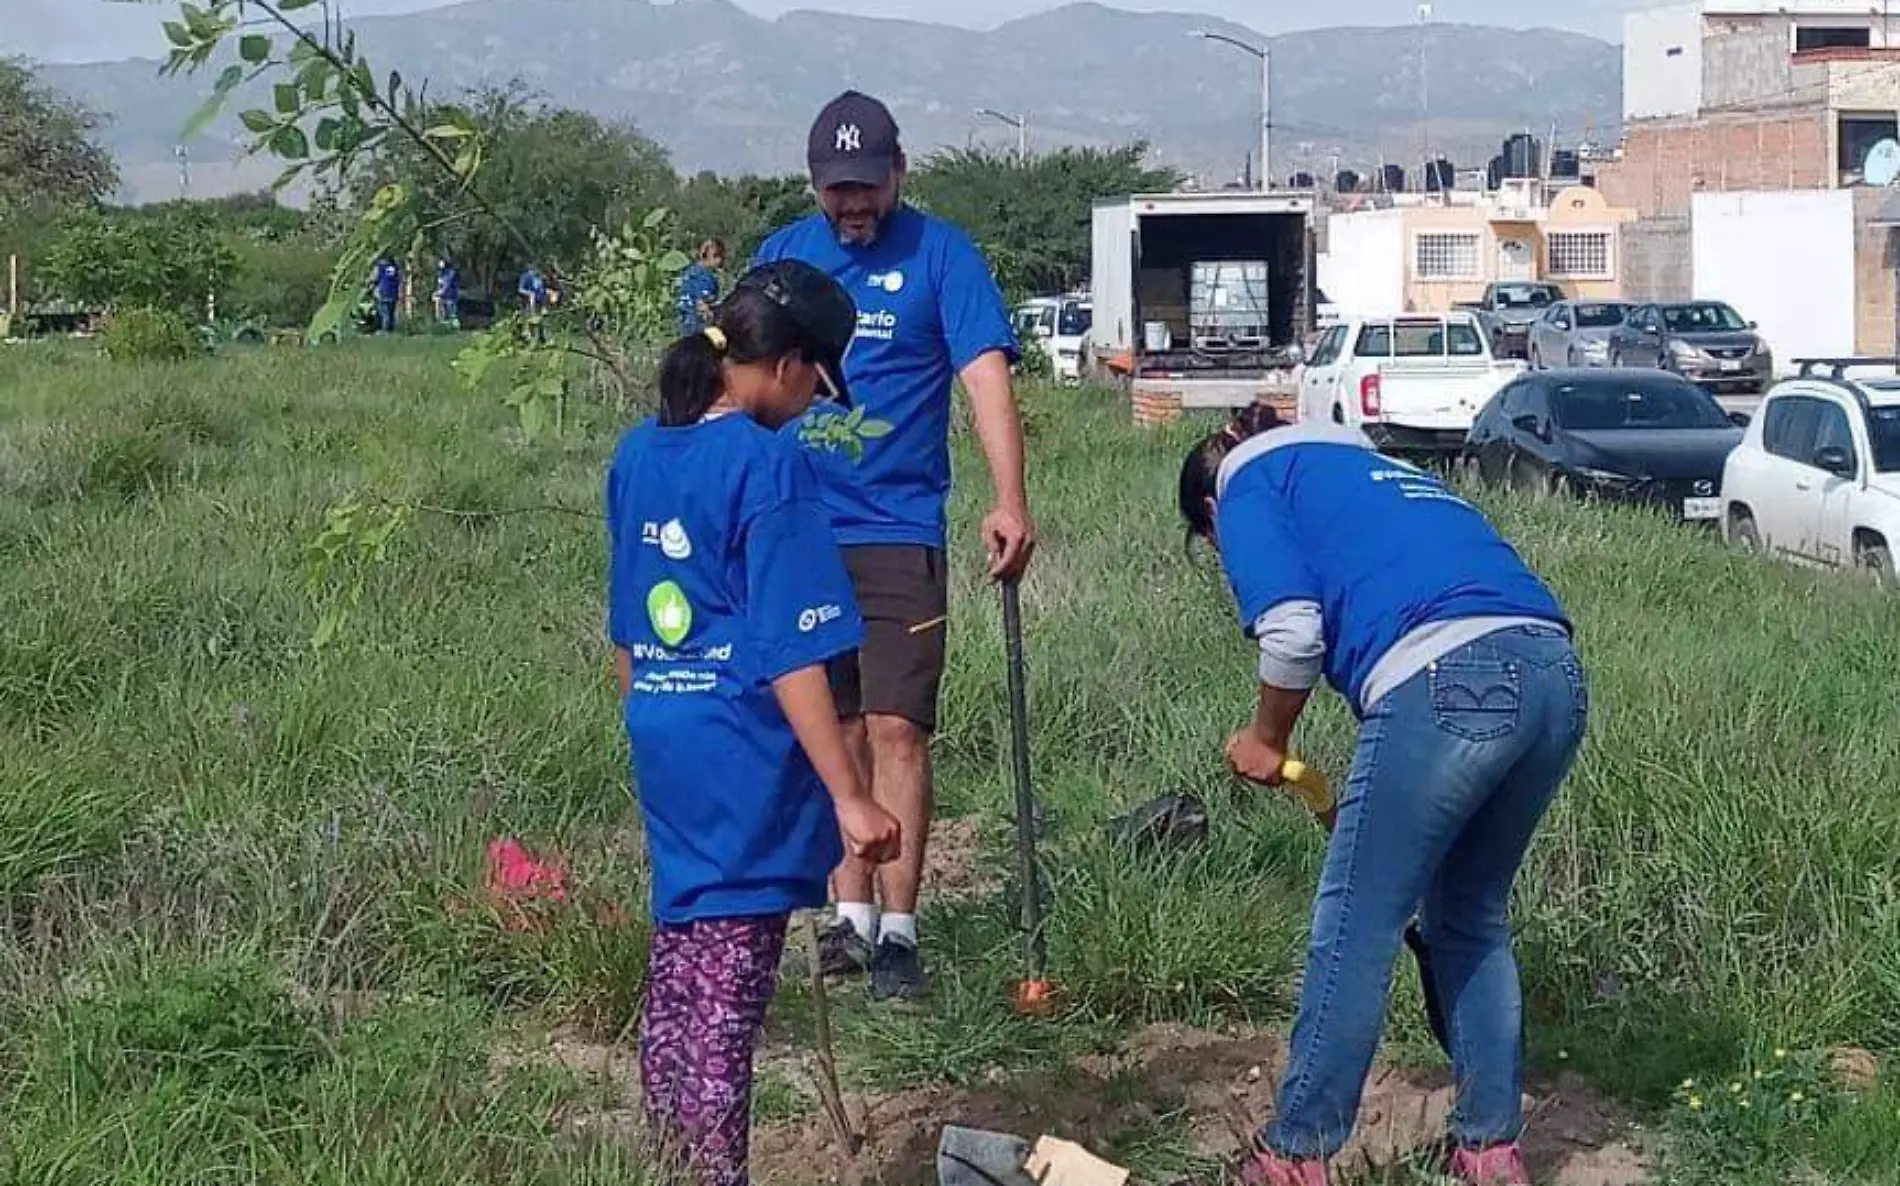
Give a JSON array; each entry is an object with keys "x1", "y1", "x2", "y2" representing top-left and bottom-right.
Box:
[
  {"x1": 1448, "y1": 1143, "x2": 1531, "y2": 1185},
  {"x1": 1239, "y1": 1149, "x2": 1329, "y2": 1186}
]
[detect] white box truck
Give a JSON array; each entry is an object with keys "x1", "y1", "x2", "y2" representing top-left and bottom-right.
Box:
[{"x1": 1086, "y1": 190, "x2": 1317, "y2": 411}]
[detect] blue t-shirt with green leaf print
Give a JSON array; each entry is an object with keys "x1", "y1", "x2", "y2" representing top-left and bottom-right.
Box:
[
  {"x1": 604, "y1": 411, "x2": 864, "y2": 924},
  {"x1": 754, "y1": 204, "x2": 1019, "y2": 549}
]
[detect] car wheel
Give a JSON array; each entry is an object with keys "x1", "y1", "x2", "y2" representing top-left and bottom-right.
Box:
[
  {"x1": 1856, "y1": 537, "x2": 1893, "y2": 589},
  {"x1": 1730, "y1": 509, "x2": 1763, "y2": 554},
  {"x1": 1508, "y1": 454, "x2": 1552, "y2": 498}
]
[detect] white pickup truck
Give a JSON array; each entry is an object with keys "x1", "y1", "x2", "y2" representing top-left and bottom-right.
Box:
[{"x1": 1294, "y1": 312, "x2": 1527, "y2": 460}]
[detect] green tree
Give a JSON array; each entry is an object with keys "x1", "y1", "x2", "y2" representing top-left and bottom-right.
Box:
[
  {"x1": 0, "y1": 59, "x2": 119, "y2": 224},
  {"x1": 910, "y1": 143, "x2": 1180, "y2": 300},
  {"x1": 671, "y1": 171, "x2": 813, "y2": 265},
  {"x1": 351, "y1": 83, "x2": 676, "y2": 297},
  {"x1": 39, "y1": 207, "x2": 238, "y2": 318}
]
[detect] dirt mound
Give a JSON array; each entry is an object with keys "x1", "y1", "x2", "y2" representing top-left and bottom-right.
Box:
[
  {"x1": 502, "y1": 999, "x2": 1651, "y2": 1184},
  {"x1": 747, "y1": 1024, "x2": 1652, "y2": 1185}
]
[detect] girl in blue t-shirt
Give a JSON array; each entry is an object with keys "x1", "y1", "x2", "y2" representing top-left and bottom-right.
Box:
[{"x1": 605, "y1": 260, "x2": 899, "y2": 1186}]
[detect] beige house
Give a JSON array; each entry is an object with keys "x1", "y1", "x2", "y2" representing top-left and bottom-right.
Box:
[{"x1": 1320, "y1": 183, "x2": 1639, "y2": 317}]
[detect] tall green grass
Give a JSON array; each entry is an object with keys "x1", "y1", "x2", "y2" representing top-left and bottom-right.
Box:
[{"x1": 1, "y1": 336, "x2": 1896, "y2": 1182}]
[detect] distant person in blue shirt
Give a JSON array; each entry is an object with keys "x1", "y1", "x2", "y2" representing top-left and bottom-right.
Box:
[
  {"x1": 677, "y1": 238, "x2": 727, "y2": 336},
  {"x1": 518, "y1": 265, "x2": 548, "y2": 314},
  {"x1": 606, "y1": 259, "x2": 899, "y2": 1186},
  {"x1": 751, "y1": 90, "x2": 1034, "y2": 1003},
  {"x1": 1178, "y1": 405, "x2": 1588, "y2": 1186},
  {"x1": 370, "y1": 253, "x2": 401, "y2": 333},
  {"x1": 434, "y1": 257, "x2": 460, "y2": 326}
]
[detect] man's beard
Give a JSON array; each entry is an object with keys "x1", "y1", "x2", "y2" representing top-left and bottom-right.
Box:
[{"x1": 827, "y1": 194, "x2": 900, "y2": 247}]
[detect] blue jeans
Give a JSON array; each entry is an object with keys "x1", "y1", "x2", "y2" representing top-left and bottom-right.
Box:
[
  {"x1": 1263, "y1": 623, "x2": 1588, "y2": 1159},
  {"x1": 377, "y1": 299, "x2": 397, "y2": 333}
]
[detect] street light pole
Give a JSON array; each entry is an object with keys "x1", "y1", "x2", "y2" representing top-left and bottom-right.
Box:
[
  {"x1": 975, "y1": 108, "x2": 1029, "y2": 161},
  {"x1": 1193, "y1": 30, "x2": 1270, "y2": 191}
]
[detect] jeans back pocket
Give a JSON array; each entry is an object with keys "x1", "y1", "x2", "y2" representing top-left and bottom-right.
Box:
[{"x1": 1428, "y1": 657, "x2": 1523, "y2": 743}]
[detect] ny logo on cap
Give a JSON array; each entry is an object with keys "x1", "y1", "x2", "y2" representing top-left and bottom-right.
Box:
[{"x1": 834, "y1": 123, "x2": 862, "y2": 153}]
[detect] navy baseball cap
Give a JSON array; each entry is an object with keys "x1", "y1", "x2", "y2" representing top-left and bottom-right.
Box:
[
  {"x1": 732, "y1": 259, "x2": 858, "y2": 407},
  {"x1": 808, "y1": 90, "x2": 901, "y2": 191}
]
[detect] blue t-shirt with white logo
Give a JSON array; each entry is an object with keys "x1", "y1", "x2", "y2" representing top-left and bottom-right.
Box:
[
  {"x1": 604, "y1": 411, "x2": 864, "y2": 924},
  {"x1": 1214, "y1": 424, "x2": 1570, "y2": 716},
  {"x1": 373, "y1": 258, "x2": 400, "y2": 300},
  {"x1": 753, "y1": 205, "x2": 1018, "y2": 549}
]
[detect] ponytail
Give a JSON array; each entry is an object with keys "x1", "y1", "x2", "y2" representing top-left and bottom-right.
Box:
[
  {"x1": 654, "y1": 287, "x2": 820, "y2": 426},
  {"x1": 657, "y1": 327, "x2": 728, "y2": 427},
  {"x1": 1178, "y1": 401, "x2": 1287, "y2": 543}
]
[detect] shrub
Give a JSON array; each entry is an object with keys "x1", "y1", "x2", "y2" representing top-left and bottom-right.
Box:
[
  {"x1": 224, "y1": 238, "x2": 338, "y2": 328},
  {"x1": 100, "y1": 306, "x2": 201, "y2": 364}
]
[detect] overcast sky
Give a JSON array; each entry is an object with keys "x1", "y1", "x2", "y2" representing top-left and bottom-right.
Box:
[{"x1": 3, "y1": 0, "x2": 1643, "y2": 65}]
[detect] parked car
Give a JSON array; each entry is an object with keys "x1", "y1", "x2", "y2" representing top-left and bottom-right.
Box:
[
  {"x1": 1527, "y1": 300, "x2": 1631, "y2": 370},
  {"x1": 1011, "y1": 293, "x2": 1092, "y2": 383},
  {"x1": 1461, "y1": 368, "x2": 1746, "y2": 522},
  {"x1": 1607, "y1": 300, "x2": 1773, "y2": 394},
  {"x1": 1456, "y1": 280, "x2": 1568, "y2": 360},
  {"x1": 1295, "y1": 310, "x2": 1525, "y2": 461},
  {"x1": 1720, "y1": 359, "x2": 1900, "y2": 585}
]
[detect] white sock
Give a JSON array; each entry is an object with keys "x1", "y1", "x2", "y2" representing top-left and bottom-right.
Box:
[
  {"x1": 836, "y1": 901, "x2": 877, "y2": 943},
  {"x1": 879, "y1": 913, "x2": 918, "y2": 947}
]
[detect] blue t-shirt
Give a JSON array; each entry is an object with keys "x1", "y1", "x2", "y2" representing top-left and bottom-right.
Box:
[
  {"x1": 604, "y1": 411, "x2": 865, "y2": 924},
  {"x1": 436, "y1": 265, "x2": 459, "y2": 301},
  {"x1": 753, "y1": 205, "x2": 1018, "y2": 548},
  {"x1": 373, "y1": 259, "x2": 399, "y2": 300},
  {"x1": 520, "y1": 269, "x2": 547, "y2": 304},
  {"x1": 677, "y1": 263, "x2": 721, "y2": 335},
  {"x1": 1214, "y1": 423, "x2": 1570, "y2": 716}
]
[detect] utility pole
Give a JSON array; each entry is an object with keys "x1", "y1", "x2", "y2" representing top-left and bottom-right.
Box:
[
  {"x1": 1193, "y1": 30, "x2": 1270, "y2": 192},
  {"x1": 975, "y1": 108, "x2": 1029, "y2": 161},
  {"x1": 175, "y1": 144, "x2": 191, "y2": 199},
  {"x1": 1418, "y1": 4, "x2": 1432, "y2": 196}
]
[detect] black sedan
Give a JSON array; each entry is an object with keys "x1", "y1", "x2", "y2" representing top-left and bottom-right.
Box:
[{"x1": 1460, "y1": 368, "x2": 1748, "y2": 523}]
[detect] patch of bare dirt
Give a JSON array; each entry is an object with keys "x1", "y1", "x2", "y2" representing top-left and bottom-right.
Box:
[
  {"x1": 502, "y1": 1021, "x2": 1652, "y2": 1186},
  {"x1": 919, "y1": 817, "x2": 1001, "y2": 906}
]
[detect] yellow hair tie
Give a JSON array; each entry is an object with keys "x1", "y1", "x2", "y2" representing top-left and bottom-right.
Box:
[{"x1": 703, "y1": 326, "x2": 728, "y2": 352}]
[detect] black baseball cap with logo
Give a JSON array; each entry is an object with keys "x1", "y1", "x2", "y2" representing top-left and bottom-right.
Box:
[
  {"x1": 732, "y1": 259, "x2": 858, "y2": 407},
  {"x1": 807, "y1": 90, "x2": 902, "y2": 191}
]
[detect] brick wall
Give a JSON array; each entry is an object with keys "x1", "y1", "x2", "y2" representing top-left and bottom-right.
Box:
[
  {"x1": 1619, "y1": 217, "x2": 1694, "y2": 302},
  {"x1": 1596, "y1": 110, "x2": 1833, "y2": 218}
]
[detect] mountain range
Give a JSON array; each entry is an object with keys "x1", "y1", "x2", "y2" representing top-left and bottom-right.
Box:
[{"x1": 34, "y1": 0, "x2": 1624, "y2": 205}]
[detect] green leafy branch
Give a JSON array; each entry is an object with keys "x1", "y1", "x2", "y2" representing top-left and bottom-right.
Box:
[
  {"x1": 302, "y1": 496, "x2": 411, "y2": 651},
  {"x1": 140, "y1": 0, "x2": 692, "y2": 645}
]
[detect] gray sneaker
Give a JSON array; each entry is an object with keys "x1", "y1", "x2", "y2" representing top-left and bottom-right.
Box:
[
  {"x1": 870, "y1": 937, "x2": 927, "y2": 1002},
  {"x1": 816, "y1": 919, "x2": 875, "y2": 977}
]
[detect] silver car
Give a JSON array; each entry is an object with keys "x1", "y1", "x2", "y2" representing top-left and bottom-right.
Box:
[{"x1": 1527, "y1": 300, "x2": 1631, "y2": 370}]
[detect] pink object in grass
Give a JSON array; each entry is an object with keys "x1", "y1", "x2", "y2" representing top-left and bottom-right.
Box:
[
  {"x1": 1239, "y1": 1150, "x2": 1329, "y2": 1186},
  {"x1": 1449, "y1": 1143, "x2": 1532, "y2": 1185},
  {"x1": 484, "y1": 837, "x2": 570, "y2": 907}
]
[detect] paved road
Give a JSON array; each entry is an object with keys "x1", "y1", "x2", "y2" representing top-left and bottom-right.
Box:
[{"x1": 1714, "y1": 393, "x2": 1764, "y2": 420}]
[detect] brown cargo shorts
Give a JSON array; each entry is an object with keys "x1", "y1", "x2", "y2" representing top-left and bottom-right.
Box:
[{"x1": 826, "y1": 545, "x2": 950, "y2": 734}]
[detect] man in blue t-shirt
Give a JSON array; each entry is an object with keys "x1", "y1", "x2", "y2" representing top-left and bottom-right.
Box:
[
  {"x1": 519, "y1": 265, "x2": 549, "y2": 313},
  {"x1": 435, "y1": 258, "x2": 461, "y2": 326},
  {"x1": 752, "y1": 90, "x2": 1035, "y2": 1002},
  {"x1": 371, "y1": 254, "x2": 401, "y2": 333},
  {"x1": 677, "y1": 238, "x2": 727, "y2": 337}
]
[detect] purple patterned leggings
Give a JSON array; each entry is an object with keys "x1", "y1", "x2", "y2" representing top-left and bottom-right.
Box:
[{"x1": 640, "y1": 913, "x2": 789, "y2": 1186}]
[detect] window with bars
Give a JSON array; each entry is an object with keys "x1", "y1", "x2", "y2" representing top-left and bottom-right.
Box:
[
  {"x1": 1546, "y1": 231, "x2": 1614, "y2": 280},
  {"x1": 1413, "y1": 232, "x2": 1481, "y2": 280}
]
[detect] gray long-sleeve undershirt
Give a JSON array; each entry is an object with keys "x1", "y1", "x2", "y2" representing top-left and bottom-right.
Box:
[{"x1": 1251, "y1": 600, "x2": 1325, "y2": 691}]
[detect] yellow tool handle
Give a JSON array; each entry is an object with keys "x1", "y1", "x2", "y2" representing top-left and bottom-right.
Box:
[{"x1": 1280, "y1": 758, "x2": 1335, "y2": 815}]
